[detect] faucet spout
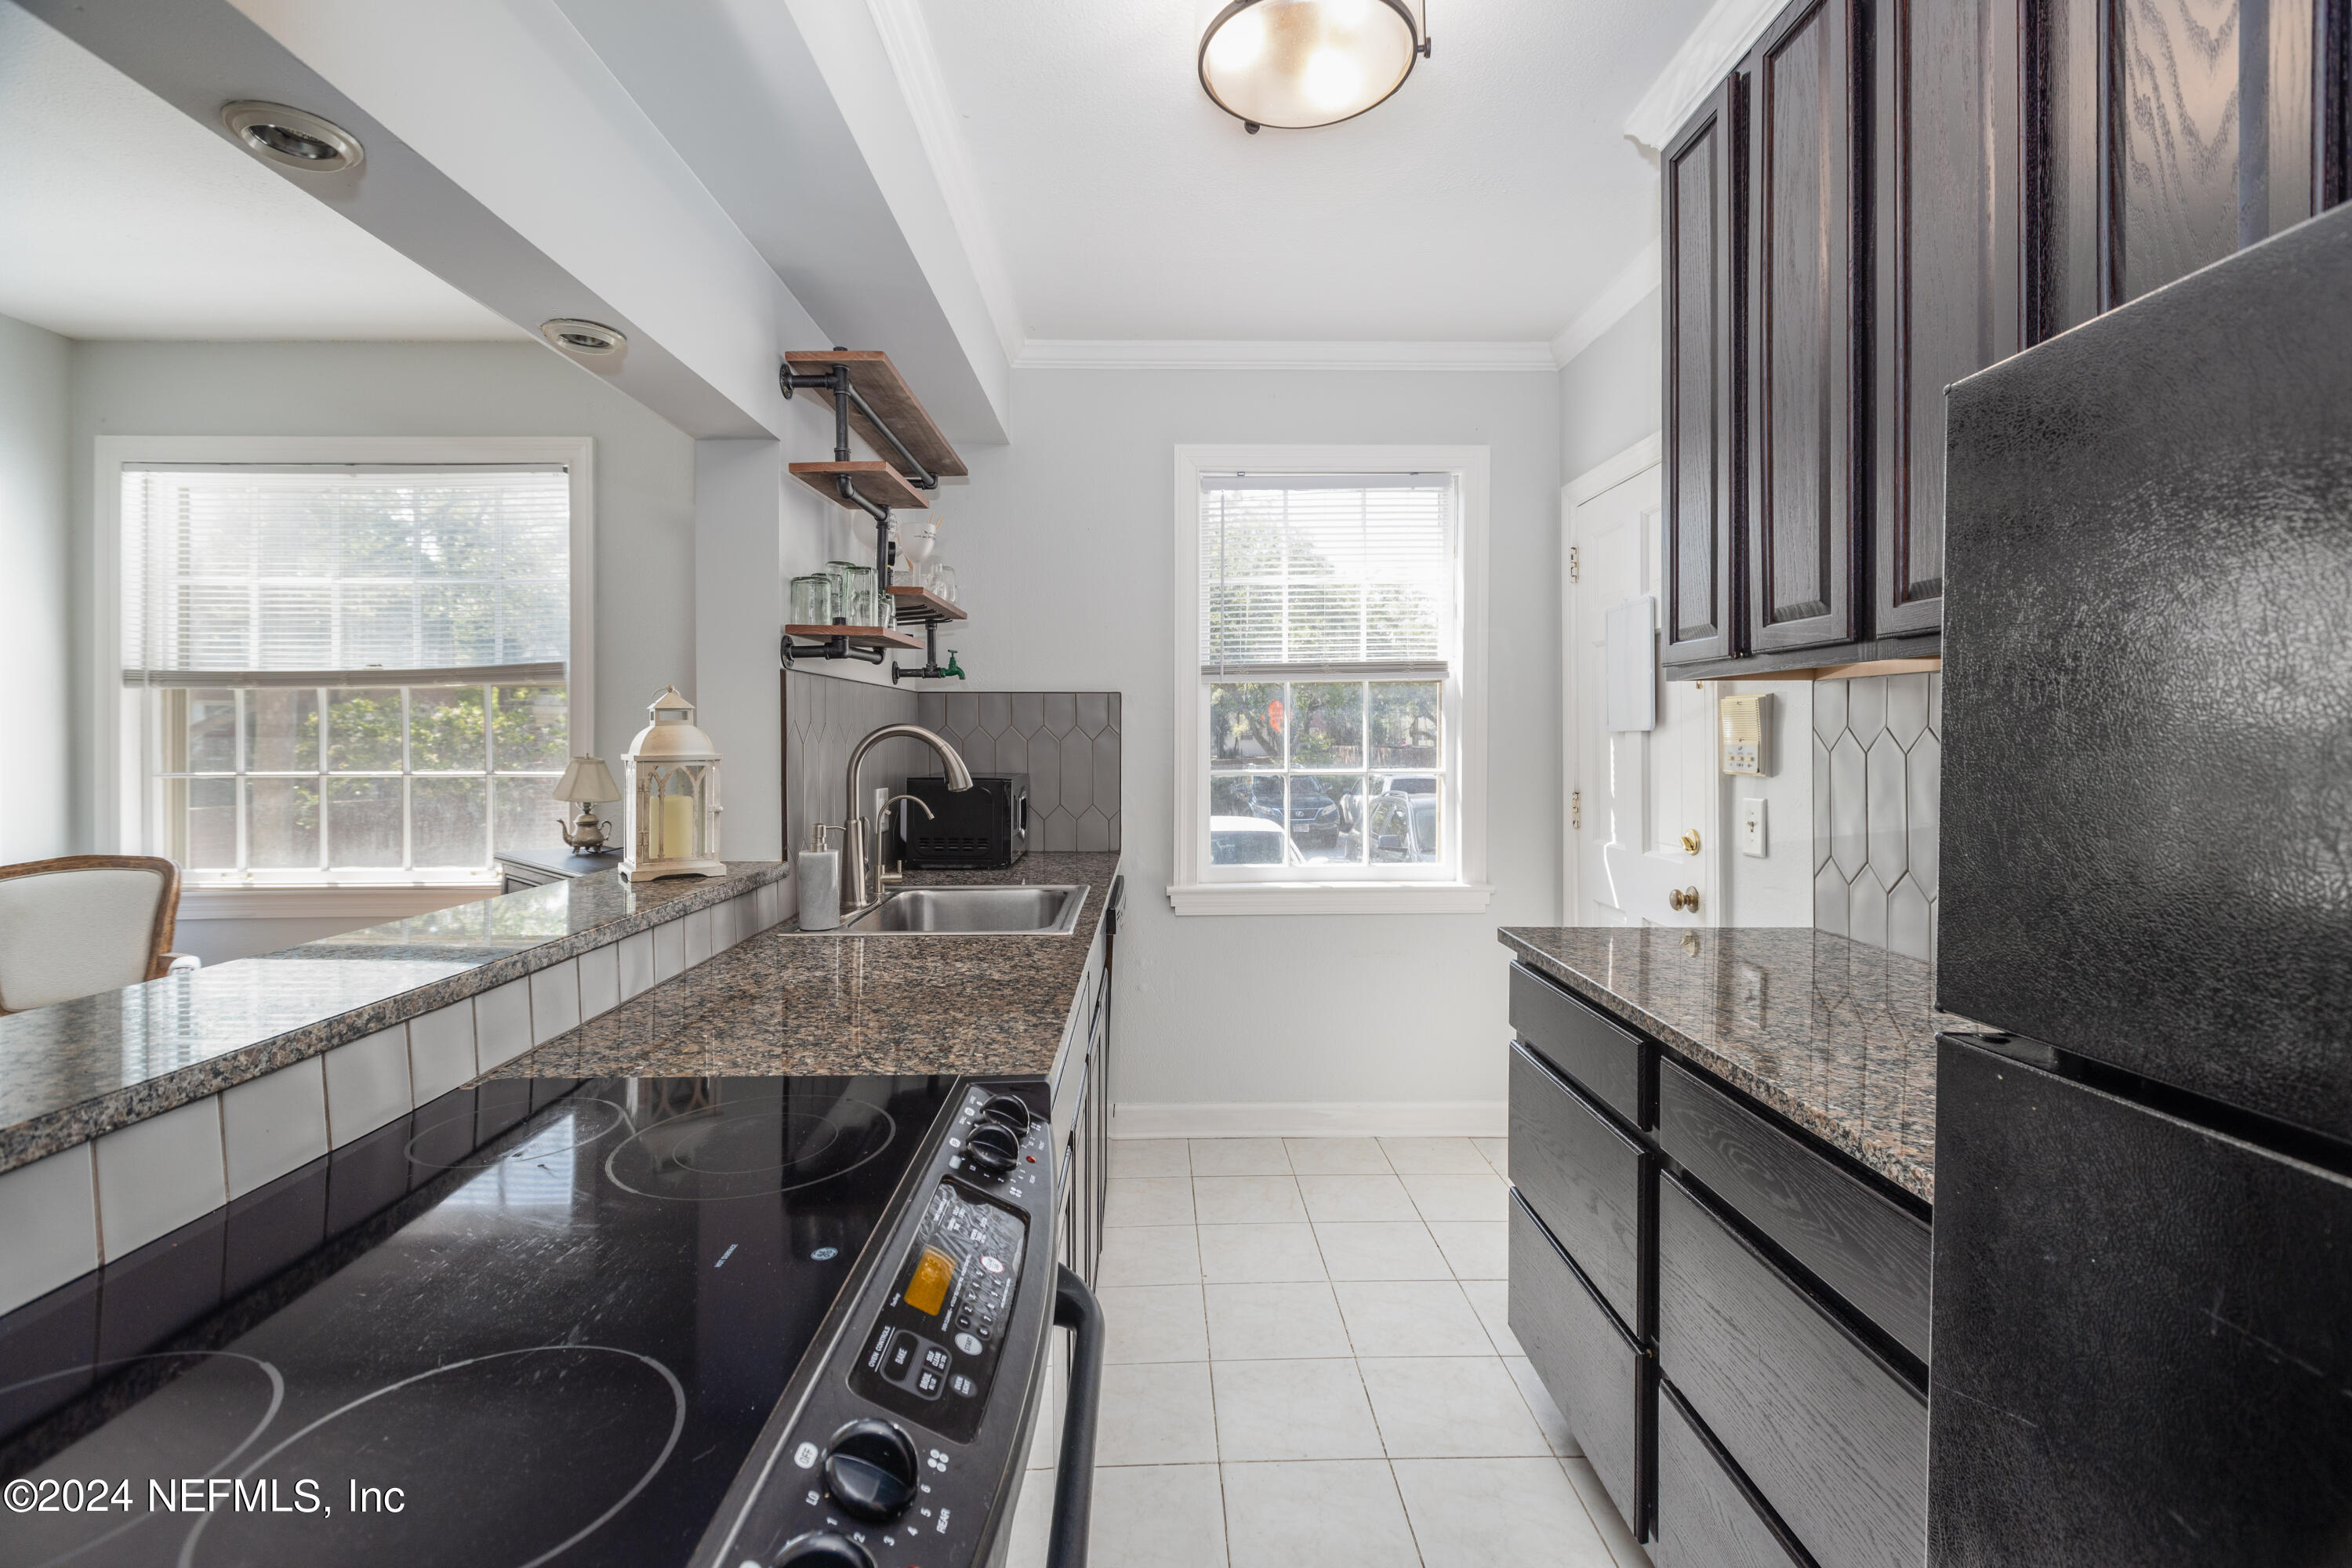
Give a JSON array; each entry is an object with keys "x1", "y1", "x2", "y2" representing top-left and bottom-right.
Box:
[{"x1": 840, "y1": 724, "x2": 971, "y2": 912}]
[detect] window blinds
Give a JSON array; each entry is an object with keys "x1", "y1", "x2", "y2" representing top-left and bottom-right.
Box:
[
  {"x1": 1199, "y1": 474, "x2": 1454, "y2": 677},
  {"x1": 121, "y1": 465, "x2": 570, "y2": 688}
]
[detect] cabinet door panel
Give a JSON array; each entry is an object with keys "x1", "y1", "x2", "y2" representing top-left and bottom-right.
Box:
[
  {"x1": 1663, "y1": 78, "x2": 1744, "y2": 665},
  {"x1": 1510, "y1": 1193, "x2": 1650, "y2": 1536},
  {"x1": 1875, "y1": 0, "x2": 2024, "y2": 637},
  {"x1": 1510, "y1": 1042, "x2": 1648, "y2": 1335},
  {"x1": 1747, "y1": 0, "x2": 1861, "y2": 653},
  {"x1": 1655, "y1": 1385, "x2": 1809, "y2": 1568}
]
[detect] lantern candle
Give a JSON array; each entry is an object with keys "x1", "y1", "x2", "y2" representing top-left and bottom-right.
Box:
[
  {"x1": 660, "y1": 792, "x2": 695, "y2": 861},
  {"x1": 619, "y1": 685, "x2": 724, "y2": 882}
]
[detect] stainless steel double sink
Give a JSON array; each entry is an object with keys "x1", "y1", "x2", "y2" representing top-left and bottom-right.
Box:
[{"x1": 814, "y1": 884, "x2": 1088, "y2": 936}]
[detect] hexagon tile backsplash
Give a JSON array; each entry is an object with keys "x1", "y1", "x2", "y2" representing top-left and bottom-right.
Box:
[
  {"x1": 1813, "y1": 671, "x2": 1940, "y2": 962},
  {"x1": 916, "y1": 691, "x2": 1122, "y2": 851}
]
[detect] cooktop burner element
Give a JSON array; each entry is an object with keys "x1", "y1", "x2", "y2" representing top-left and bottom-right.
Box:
[{"x1": 0, "y1": 1074, "x2": 958, "y2": 1568}]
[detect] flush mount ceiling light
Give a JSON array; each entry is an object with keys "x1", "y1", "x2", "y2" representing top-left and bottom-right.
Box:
[
  {"x1": 1199, "y1": 0, "x2": 1429, "y2": 132},
  {"x1": 220, "y1": 101, "x2": 365, "y2": 172},
  {"x1": 539, "y1": 318, "x2": 627, "y2": 356}
]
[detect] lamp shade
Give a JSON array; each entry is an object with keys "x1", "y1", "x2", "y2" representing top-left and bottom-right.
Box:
[
  {"x1": 1199, "y1": 0, "x2": 1425, "y2": 130},
  {"x1": 554, "y1": 754, "x2": 620, "y2": 803}
]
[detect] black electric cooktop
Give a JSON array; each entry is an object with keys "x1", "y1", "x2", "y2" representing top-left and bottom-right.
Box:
[{"x1": 0, "y1": 1074, "x2": 960, "y2": 1568}]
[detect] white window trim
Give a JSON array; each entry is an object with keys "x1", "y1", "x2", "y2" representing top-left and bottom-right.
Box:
[
  {"x1": 90, "y1": 435, "x2": 596, "y2": 910},
  {"x1": 1167, "y1": 443, "x2": 1492, "y2": 916}
]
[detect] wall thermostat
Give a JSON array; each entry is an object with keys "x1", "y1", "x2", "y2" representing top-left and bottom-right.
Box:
[{"x1": 1719, "y1": 693, "x2": 1770, "y2": 775}]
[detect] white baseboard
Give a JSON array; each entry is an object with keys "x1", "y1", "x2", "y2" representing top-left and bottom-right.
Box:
[{"x1": 1111, "y1": 1101, "x2": 1507, "y2": 1140}]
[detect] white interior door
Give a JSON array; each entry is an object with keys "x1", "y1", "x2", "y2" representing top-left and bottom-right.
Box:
[{"x1": 1563, "y1": 456, "x2": 1718, "y2": 927}]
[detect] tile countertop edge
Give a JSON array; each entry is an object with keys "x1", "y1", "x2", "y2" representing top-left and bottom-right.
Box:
[
  {"x1": 1497, "y1": 926, "x2": 1940, "y2": 1206},
  {"x1": 481, "y1": 853, "x2": 1123, "y2": 1085},
  {"x1": 0, "y1": 863, "x2": 788, "y2": 1176}
]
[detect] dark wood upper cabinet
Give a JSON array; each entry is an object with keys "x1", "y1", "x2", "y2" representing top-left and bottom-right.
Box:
[
  {"x1": 1871, "y1": 0, "x2": 2026, "y2": 637},
  {"x1": 2037, "y1": 0, "x2": 2352, "y2": 334},
  {"x1": 1661, "y1": 78, "x2": 1746, "y2": 666},
  {"x1": 1744, "y1": 0, "x2": 1864, "y2": 655}
]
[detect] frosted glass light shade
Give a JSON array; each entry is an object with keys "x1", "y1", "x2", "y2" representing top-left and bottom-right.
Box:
[{"x1": 1199, "y1": 0, "x2": 1425, "y2": 130}]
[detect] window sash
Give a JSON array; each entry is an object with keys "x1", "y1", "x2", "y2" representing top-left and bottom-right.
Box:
[{"x1": 1199, "y1": 474, "x2": 1457, "y2": 672}]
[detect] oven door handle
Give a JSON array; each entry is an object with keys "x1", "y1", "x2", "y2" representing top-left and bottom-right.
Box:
[{"x1": 1044, "y1": 1265, "x2": 1103, "y2": 1568}]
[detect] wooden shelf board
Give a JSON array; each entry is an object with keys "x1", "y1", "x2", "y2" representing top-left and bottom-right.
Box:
[
  {"x1": 785, "y1": 350, "x2": 968, "y2": 480},
  {"x1": 789, "y1": 461, "x2": 930, "y2": 513},
  {"x1": 884, "y1": 584, "x2": 968, "y2": 624},
  {"x1": 782, "y1": 625, "x2": 922, "y2": 650}
]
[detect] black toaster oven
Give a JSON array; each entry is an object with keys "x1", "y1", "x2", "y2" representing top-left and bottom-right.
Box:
[{"x1": 903, "y1": 772, "x2": 1029, "y2": 868}]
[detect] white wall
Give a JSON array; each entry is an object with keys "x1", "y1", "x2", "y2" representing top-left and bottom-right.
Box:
[
  {"x1": 938, "y1": 367, "x2": 1560, "y2": 1116},
  {"x1": 0, "y1": 312, "x2": 73, "y2": 865},
  {"x1": 1560, "y1": 288, "x2": 1662, "y2": 485}
]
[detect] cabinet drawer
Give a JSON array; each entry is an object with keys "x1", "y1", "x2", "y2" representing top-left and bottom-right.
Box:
[
  {"x1": 1510, "y1": 1041, "x2": 1646, "y2": 1334},
  {"x1": 1655, "y1": 1385, "x2": 1808, "y2": 1568},
  {"x1": 1659, "y1": 1058, "x2": 1931, "y2": 1363},
  {"x1": 1510, "y1": 961, "x2": 1648, "y2": 1127},
  {"x1": 1509, "y1": 1192, "x2": 1647, "y2": 1535},
  {"x1": 1658, "y1": 1174, "x2": 1926, "y2": 1568}
]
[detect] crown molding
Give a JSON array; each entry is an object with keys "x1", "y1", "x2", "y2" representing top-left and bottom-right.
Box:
[
  {"x1": 1623, "y1": 0, "x2": 1784, "y2": 150},
  {"x1": 1014, "y1": 339, "x2": 1559, "y2": 372},
  {"x1": 862, "y1": 0, "x2": 1028, "y2": 363},
  {"x1": 1551, "y1": 239, "x2": 1662, "y2": 368}
]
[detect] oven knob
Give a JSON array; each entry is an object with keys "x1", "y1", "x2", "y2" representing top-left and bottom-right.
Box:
[
  {"x1": 771, "y1": 1530, "x2": 875, "y2": 1568},
  {"x1": 965, "y1": 1121, "x2": 1020, "y2": 1178},
  {"x1": 979, "y1": 1093, "x2": 1033, "y2": 1134},
  {"x1": 823, "y1": 1419, "x2": 920, "y2": 1522}
]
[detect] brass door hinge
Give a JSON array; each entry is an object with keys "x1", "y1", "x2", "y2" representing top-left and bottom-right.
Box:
[
  {"x1": 1570, "y1": 789, "x2": 1581, "y2": 829},
  {"x1": 1568, "y1": 546, "x2": 1580, "y2": 583}
]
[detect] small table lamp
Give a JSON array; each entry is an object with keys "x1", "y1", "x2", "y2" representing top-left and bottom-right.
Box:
[{"x1": 554, "y1": 755, "x2": 622, "y2": 855}]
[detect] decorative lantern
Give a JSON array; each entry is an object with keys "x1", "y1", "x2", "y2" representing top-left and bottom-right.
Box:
[{"x1": 620, "y1": 686, "x2": 724, "y2": 882}]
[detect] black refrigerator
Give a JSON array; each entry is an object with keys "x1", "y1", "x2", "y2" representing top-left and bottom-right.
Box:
[{"x1": 1931, "y1": 201, "x2": 2352, "y2": 1563}]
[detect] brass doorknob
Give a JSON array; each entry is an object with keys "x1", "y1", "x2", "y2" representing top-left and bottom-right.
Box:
[
  {"x1": 1679, "y1": 830, "x2": 1701, "y2": 855},
  {"x1": 1668, "y1": 886, "x2": 1701, "y2": 913}
]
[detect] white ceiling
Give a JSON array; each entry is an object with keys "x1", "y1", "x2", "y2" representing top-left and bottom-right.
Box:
[
  {"x1": 914, "y1": 0, "x2": 1711, "y2": 346},
  {"x1": 0, "y1": 3, "x2": 523, "y2": 343}
]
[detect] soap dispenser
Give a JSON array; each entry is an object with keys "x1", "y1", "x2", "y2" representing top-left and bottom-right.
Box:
[{"x1": 797, "y1": 823, "x2": 843, "y2": 931}]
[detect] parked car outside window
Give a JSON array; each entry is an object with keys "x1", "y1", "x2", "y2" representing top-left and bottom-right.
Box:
[{"x1": 1210, "y1": 815, "x2": 1305, "y2": 866}]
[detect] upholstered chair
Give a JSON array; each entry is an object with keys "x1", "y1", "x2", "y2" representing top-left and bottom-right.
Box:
[{"x1": 0, "y1": 856, "x2": 195, "y2": 1015}]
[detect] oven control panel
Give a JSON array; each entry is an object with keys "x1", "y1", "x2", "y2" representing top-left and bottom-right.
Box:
[{"x1": 701, "y1": 1083, "x2": 1055, "y2": 1568}]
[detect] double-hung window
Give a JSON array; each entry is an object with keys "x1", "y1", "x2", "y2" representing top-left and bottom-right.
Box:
[
  {"x1": 111, "y1": 445, "x2": 590, "y2": 891},
  {"x1": 1171, "y1": 446, "x2": 1490, "y2": 914}
]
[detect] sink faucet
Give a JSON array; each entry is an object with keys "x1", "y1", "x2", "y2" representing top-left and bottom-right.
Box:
[{"x1": 840, "y1": 724, "x2": 972, "y2": 913}]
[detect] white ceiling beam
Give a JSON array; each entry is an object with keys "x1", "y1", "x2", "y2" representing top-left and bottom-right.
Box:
[{"x1": 1622, "y1": 0, "x2": 1784, "y2": 151}]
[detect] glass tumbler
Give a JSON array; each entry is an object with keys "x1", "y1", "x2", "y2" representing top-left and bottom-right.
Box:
[
  {"x1": 789, "y1": 573, "x2": 835, "y2": 625},
  {"x1": 828, "y1": 561, "x2": 874, "y2": 626},
  {"x1": 935, "y1": 566, "x2": 960, "y2": 605}
]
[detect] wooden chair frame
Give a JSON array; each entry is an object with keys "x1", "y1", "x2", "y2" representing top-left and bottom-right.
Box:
[{"x1": 0, "y1": 855, "x2": 184, "y2": 1014}]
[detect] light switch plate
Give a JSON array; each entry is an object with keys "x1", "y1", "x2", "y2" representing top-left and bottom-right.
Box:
[{"x1": 1739, "y1": 797, "x2": 1767, "y2": 858}]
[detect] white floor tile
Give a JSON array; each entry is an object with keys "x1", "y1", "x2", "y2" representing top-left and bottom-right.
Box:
[
  {"x1": 1472, "y1": 1136, "x2": 1509, "y2": 1174},
  {"x1": 1206, "y1": 1283, "x2": 1352, "y2": 1360},
  {"x1": 1402, "y1": 1170, "x2": 1509, "y2": 1223},
  {"x1": 1296, "y1": 1174, "x2": 1418, "y2": 1223},
  {"x1": 1188, "y1": 1138, "x2": 1291, "y2": 1176},
  {"x1": 1564, "y1": 1456, "x2": 1655, "y2": 1568},
  {"x1": 1221, "y1": 1460, "x2": 1419, "y2": 1568},
  {"x1": 1283, "y1": 1138, "x2": 1392, "y2": 1174},
  {"x1": 1097, "y1": 1225, "x2": 1203, "y2": 1287},
  {"x1": 1005, "y1": 1468, "x2": 1054, "y2": 1568},
  {"x1": 1198, "y1": 1223, "x2": 1326, "y2": 1283},
  {"x1": 1503, "y1": 1356, "x2": 1578, "y2": 1457},
  {"x1": 1101, "y1": 1284, "x2": 1209, "y2": 1363},
  {"x1": 1193, "y1": 1175, "x2": 1306, "y2": 1225},
  {"x1": 1211, "y1": 1359, "x2": 1385, "y2": 1461},
  {"x1": 1090, "y1": 1464, "x2": 1229, "y2": 1568},
  {"x1": 1377, "y1": 1137, "x2": 1491, "y2": 1174},
  {"x1": 1112, "y1": 1139, "x2": 1192, "y2": 1178},
  {"x1": 1392, "y1": 1457, "x2": 1619, "y2": 1568},
  {"x1": 1358, "y1": 1356, "x2": 1552, "y2": 1458},
  {"x1": 1332, "y1": 1280, "x2": 1493, "y2": 1358},
  {"x1": 1098, "y1": 1361, "x2": 1219, "y2": 1466},
  {"x1": 1107, "y1": 1177, "x2": 1196, "y2": 1228},
  {"x1": 1458, "y1": 1279, "x2": 1526, "y2": 1356},
  {"x1": 1312, "y1": 1221, "x2": 1451, "y2": 1281},
  {"x1": 1428, "y1": 1221, "x2": 1508, "y2": 1279}
]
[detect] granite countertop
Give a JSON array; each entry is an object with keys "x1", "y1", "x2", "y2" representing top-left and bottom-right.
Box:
[
  {"x1": 0, "y1": 862, "x2": 788, "y2": 1174},
  {"x1": 1499, "y1": 926, "x2": 1951, "y2": 1204},
  {"x1": 485, "y1": 852, "x2": 1122, "y2": 1084}
]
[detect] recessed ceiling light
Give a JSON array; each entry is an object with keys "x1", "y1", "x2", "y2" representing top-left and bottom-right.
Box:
[
  {"x1": 1199, "y1": 0, "x2": 1428, "y2": 132},
  {"x1": 540, "y1": 318, "x2": 627, "y2": 356},
  {"x1": 220, "y1": 101, "x2": 365, "y2": 172}
]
